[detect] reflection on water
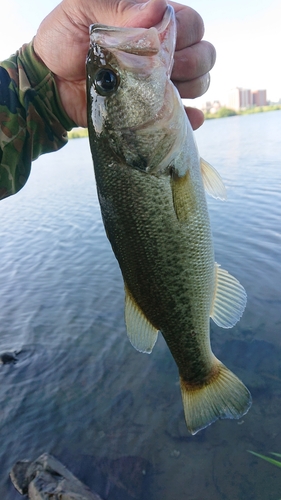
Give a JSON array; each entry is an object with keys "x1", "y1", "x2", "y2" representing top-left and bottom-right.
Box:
[{"x1": 1, "y1": 111, "x2": 281, "y2": 499}]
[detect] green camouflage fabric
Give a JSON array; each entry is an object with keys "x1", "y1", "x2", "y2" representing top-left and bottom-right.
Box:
[{"x1": 0, "y1": 41, "x2": 76, "y2": 200}]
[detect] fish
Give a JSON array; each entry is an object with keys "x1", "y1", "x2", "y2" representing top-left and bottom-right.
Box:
[{"x1": 86, "y1": 6, "x2": 252, "y2": 434}]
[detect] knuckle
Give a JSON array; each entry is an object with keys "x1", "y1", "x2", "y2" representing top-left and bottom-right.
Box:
[{"x1": 175, "y1": 73, "x2": 211, "y2": 99}]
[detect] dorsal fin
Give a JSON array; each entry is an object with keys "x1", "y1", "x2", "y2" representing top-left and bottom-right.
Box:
[
  {"x1": 200, "y1": 158, "x2": 227, "y2": 200},
  {"x1": 210, "y1": 263, "x2": 247, "y2": 328},
  {"x1": 125, "y1": 286, "x2": 158, "y2": 353}
]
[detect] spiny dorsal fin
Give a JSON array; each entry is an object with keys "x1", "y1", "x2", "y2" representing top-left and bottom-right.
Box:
[
  {"x1": 210, "y1": 263, "x2": 247, "y2": 328},
  {"x1": 200, "y1": 158, "x2": 227, "y2": 200},
  {"x1": 125, "y1": 286, "x2": 158, "y2": 353}
]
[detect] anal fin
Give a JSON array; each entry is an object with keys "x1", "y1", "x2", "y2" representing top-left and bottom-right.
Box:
[
  {"x1": 125, "y1": 286, "x2": 158, "y2": 353},
  {"x1": 210, "y1": 263, "x2": 247, "y2": 328}
]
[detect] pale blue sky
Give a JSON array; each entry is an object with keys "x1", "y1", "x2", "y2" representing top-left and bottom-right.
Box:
[
  {"x1": 1, "y1": 0, "x2": 280, "y2": 106},
  {"x1": 183, "y1": 0, "x2": 281, "y2": 105}
]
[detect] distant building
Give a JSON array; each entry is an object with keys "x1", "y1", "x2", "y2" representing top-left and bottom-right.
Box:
[
  {"x1": 210, "y1": 100, "x2": 222, "y2": 113},
  {"x1": 252, "y1": 89, "x2": 267, "y2": 106},
  {"x1": 228, "y1": 87, "x2": 267, "y2": 110},
  {"x1": 201, "y1": 101, "x2": 212, "y2": 113},
  {"x1": 228, "y1": 88, "x2": 251, "y2": 110},
  {"x1": 201, "y1": 100, "x2": 222, "y2": 114}
]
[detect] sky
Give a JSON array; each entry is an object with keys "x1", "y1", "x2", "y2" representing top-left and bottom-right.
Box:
[{"x1": 1, "y1": 0, "x2": 280, "y2": 108}]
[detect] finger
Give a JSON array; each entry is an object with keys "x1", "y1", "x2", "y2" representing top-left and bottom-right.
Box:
[
  {"x1": 185, "y1": 107, "x2": 204, "y2": 130},
  {"x1": 98, "y1": 0, "x2": 167, "y2": 28},
  {"x1": 127, "y1": 0, "x2": 167, "y2": 28},
  {"x1": 174, "y1": 72, "x2": 211, "y2": 99},
  {"x1": 172, "y1": 41, "x2": 216, "y2": 82},
  {"x1": 169, "y1": 2, "x2": 205, "y2": 49}
]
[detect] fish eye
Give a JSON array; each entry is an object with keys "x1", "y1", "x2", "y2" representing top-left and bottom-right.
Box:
[{"x1": 94, "y1": 68, "x2": 119, "y2": 96}]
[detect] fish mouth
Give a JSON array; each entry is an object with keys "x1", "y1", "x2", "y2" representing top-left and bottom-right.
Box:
[
  {"x1": 89, "y1": 5, "x2": 176, "y2": 77},
  {"x1": 87, "y1": 6, "x2": 181, "y2": 161}
]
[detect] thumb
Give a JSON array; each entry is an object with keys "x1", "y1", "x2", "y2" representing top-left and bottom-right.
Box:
[
  {"x1": 80, "y1": 0, "x2": 167, "y2": 30},
  {"x1": 119, "y1": 0, "x2": 168, "y2": 28}
]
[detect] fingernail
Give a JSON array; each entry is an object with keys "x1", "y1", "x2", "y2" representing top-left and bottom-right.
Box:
[{"x1": 205, "y1": 72, "x2": 211, "y2": 92}]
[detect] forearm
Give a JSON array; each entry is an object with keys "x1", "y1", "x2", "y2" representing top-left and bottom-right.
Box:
[{"x1": 0, "y1": 41, "x2": 76, "y2": 200}]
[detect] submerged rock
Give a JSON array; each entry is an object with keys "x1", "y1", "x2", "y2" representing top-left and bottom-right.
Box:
[
  {"x1": 10, "y1": 453, "x2": 103, "y2": 500},
  {"x1": 0, "y1": 351, "x2": 18, "y2": 364}
]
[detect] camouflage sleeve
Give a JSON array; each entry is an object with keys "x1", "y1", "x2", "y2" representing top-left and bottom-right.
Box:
[{"x1": 0, "y1": 41, "x2": 76, "y2": 200}]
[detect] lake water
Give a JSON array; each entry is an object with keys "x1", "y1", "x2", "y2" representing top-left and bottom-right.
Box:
[{"x1": 1, "y1": 110, "x2": 281, "y2": 499}]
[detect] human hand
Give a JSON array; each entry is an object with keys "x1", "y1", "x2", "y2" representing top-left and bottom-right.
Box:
[{"x1": 34, "y1": 0, "x2": 215, "y2": 130}]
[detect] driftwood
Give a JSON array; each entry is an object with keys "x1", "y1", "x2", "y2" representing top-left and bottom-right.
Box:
[{"x1": 10, "y1": 453, "x2": 103, "y2": 500}]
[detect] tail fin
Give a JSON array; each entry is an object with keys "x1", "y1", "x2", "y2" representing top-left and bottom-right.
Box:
[{"x1": 180, "y1": 361, "x2": 252, "y2": 435}]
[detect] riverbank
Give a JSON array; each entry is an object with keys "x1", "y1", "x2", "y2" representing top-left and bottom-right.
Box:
[
  {"x1": 67, "y1": 105, "x2": 281, "y2": 139},
  {"x1": 204, "y1": 104, "x2": 281, "y2": 120},
  {"x1": 68, "y1": 128, "x2": 89, "y2": 139}
]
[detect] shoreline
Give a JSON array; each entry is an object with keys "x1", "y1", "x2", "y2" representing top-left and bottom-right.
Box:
[
  {"x1": 67, "y1": 105, "x2": 281, "y2": 139},
  {"x1": 204, "y1": 104, "x2": 281, "y2": 120}
]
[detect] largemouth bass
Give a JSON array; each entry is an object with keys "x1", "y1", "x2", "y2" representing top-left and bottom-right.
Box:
[{"x1": 86, "y1": 6, "x2": 251, "y2": 434}]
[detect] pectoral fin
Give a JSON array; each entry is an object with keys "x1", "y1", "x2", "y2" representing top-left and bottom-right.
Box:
[
  {"x1": 125, "y1": 286, "x2": 158, "y2": 353},
  {"x1": 170, "y1": 170, "x2": 193, "y2": 223},
  {"x1": 210, "y1": 263, "x2": 247, "y2": 328},
  {"x1": 200, "y1": 158, "x2": 227, "y2": 200}
]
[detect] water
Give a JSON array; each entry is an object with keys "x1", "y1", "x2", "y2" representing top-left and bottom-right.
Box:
[{"x1": 0, "y1": 110, "x2": 281, "y2": 499}]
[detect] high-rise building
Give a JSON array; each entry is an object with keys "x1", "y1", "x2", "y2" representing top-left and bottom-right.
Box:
[
  {"x1": 228, "y1": 88, "x2": 267, "y2": 110},
  {"x1": 228, "y1": 88, "x2": 240, "y2": 111},
  {"x1": 252, "y1": 89, "x2": 267, "y2": 106},
  {"x1": 228, "y1": 88, "x2": 252, "y2": 110}
]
